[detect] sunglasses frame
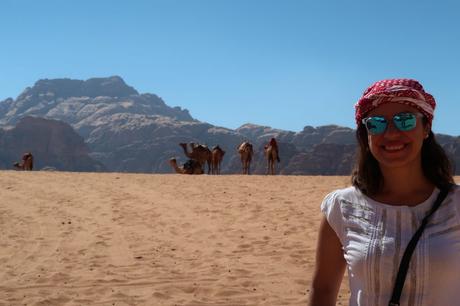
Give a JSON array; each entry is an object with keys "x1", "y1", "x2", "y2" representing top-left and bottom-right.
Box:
[{"x1": 361, "y1": 112, "x2": 424, "y2": 135}]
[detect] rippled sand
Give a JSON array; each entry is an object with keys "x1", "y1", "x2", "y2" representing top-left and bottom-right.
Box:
[{"x1": 0, "y1": 171, "x2": 352, "y2": 305}]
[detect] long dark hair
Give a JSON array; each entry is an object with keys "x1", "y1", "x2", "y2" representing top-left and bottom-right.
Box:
[{"x1": 351, "y1": 122, "x2": 455, "y2": 196}]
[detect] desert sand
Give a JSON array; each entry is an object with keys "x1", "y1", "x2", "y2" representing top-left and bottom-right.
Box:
[{"x1": 0, "y1": 171, "x2": 352, "y2": 306}]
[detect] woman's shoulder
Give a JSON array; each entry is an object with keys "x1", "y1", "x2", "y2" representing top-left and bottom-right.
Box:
[
  {"x1": 445, "y1": 184, "x2": 460, "y2": 201},
  {"x1": 448, "y1": 184, "x2": 460, "y2": 205},
  {"x1": 451, "y1": 183, "x2": 460, "y2": 193},
  {"x1": 320, "y1": 186, "x2": 365, "y2": 244},
  {"x1": 323, "y1": 186, "x2": 362, "y2": 203},
  {"x1": 321, "y1": 186, "x2": 364, "y2": 214}
]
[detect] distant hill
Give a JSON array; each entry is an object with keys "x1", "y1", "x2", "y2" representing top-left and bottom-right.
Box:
[
  {"x1": 0, "y1": 116, "x2": 104, "y2": 171},
  {"x1": 1, "y1": 76, "x2": 459, "y2": 174}
]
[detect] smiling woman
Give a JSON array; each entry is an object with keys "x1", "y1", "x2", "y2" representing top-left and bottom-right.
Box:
[
  {"x1": 364, "y1": 103, "x2": 429, "y2": 178},
  {"x1": 308, "y1": 79, "x2": 459, "y2": 306}
]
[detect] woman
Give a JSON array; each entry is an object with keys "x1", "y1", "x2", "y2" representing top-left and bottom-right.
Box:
[{"x1": 308, "y1": 79, "x2": 458, "y2": 306}]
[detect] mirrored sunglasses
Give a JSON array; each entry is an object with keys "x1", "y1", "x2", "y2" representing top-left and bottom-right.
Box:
[{"x1": 362, "y1": 112, "x2": 424, "y2": 135}]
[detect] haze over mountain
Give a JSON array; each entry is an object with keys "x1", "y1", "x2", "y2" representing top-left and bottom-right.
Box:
[{"x1": 1, "y1": 76, "x2": 459, "y2": 174}]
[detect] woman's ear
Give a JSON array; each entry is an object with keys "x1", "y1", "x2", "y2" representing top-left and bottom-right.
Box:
[{"x1": 424, "y1": 124, "x2": 431, "y2": 139}]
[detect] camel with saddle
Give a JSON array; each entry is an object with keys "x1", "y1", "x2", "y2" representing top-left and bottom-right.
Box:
[{"x1": 13, "y1": 152, "x2": 34, "y2": 171}]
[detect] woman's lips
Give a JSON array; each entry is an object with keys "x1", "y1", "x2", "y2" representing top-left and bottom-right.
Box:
[{"x1": 381, "y1": 143, "x2": 408, "y2": 152}]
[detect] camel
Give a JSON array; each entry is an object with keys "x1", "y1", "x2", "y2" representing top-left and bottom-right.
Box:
[
  {"x1": 13, "y1": 152, "x2": 34, "y2": 171},
  {"x1": 238, "y1": 141, "x2": 253, "y2": 175},
  {"x1": 179, "y1": 143, "x2": 212, "y2": 174},
  {"x1": 211, "y1": 145, "x2": 225, "y2": 175},
  {"x1": 169, "y1": 158, "x2": 204, "y2": 175},
  {"x1": 264, "y1": 138, "x2": 280, "y2": 175}
]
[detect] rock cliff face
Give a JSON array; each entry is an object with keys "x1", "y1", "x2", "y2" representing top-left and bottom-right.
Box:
[
  {"x1": 0, "y1": 117, "x2": 104, "y2": 171},
  {"x1": 1, "y1": 76, "x2": 459, "y2": 174}
]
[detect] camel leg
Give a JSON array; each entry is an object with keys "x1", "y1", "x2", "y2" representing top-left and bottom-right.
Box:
[{"x1": 268, "y1": 159, "x2": 274, "y2": 175}]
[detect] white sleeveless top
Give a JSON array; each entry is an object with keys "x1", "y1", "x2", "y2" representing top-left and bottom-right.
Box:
[{"x1": 321, "y1": 185, "x2": 460, "y2": 306}]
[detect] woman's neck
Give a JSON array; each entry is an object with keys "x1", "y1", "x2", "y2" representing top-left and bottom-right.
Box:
[{"x1": 376, "y1": 165, "x2": 435, "y2": 206}]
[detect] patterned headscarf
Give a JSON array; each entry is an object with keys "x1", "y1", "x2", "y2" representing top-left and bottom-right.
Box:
[{"x1": 355, "y1": 78, "x2": 436, "y2": 126}]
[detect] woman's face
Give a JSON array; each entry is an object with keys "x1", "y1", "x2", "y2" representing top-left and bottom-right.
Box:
[{"x1": 365, "y1": 102, "x2": 430, "y2": 171}]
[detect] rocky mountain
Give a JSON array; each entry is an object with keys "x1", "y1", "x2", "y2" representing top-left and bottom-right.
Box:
[
  {"x1": 1, "y1": 76, "x2": 459, "y2": 174},
  {"x1": 0, "y1": 116, "x2": 104, "y2": 171}
]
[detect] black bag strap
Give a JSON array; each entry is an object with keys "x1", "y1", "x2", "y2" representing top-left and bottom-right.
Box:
[{"x1": 388, "y1": 184, "x2": 454, "y2": 306}]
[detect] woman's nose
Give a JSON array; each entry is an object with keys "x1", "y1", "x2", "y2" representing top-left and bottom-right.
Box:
[{"x1": 383, "y1": 120, "x2": 400, "y2": 138}]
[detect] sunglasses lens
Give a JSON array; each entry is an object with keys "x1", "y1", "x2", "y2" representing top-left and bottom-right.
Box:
[
  {"x1": 393, "y1": 113, "x2": 417, "y2": 131},
  {"x1": 364, "y1": 117, "x2": 387, "y2": 135}
]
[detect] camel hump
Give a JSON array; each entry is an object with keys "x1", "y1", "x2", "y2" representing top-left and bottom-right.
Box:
[
  {"x1": 193, "y1": 143, "x2": 208, "y2": 149},
  {"x1": 213, "y1": 145, "x2": 225, "y2": 153},
  {"x1": 269, "y1": 138, "x2": 278, "y2": 148},
  {"x1": 238, "y1": 141, "x2": 250, "y2": 152},
  {"x1": 195, "y1": 144, "x2": 211, "y2": 154}
]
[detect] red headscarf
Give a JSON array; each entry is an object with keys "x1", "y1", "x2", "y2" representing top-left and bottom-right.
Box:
[{"x1": 355, "y1": 78, "x2": 436, "y2": 126}]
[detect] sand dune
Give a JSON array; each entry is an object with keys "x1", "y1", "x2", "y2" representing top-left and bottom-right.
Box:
[{"x1": 0, "y1": 171, "x2": 352, "y2": 306}]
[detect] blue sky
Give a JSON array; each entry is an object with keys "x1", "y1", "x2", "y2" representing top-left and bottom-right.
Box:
[{"x1": 1, "y1": 0, "x2": 460, "y2": 135}]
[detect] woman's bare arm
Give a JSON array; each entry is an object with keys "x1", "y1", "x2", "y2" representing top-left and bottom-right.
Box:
[{"x1": 308, "y1": 216, "x2": 346, "y2": 306}]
